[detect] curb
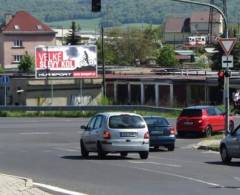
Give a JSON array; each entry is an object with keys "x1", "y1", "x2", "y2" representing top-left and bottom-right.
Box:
[
  {"x1": 194, "y1": 140, "x2": 221, "y2": 152},
  {"x1": 0, "y1": 173, "x2": 33, "y2": 187}
]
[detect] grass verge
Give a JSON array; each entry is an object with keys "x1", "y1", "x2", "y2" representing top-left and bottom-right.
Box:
[{"x1": 0, "y1": 110, "x2": 180, "y2": 118}]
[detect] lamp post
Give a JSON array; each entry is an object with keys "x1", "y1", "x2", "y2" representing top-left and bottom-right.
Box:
[{"x1": 171, "y1": 0, "x2": 230, "y2": 134}]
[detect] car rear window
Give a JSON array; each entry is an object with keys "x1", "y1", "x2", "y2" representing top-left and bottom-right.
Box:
[
  {"x1": 109, "y1": 115, "x2": 145, "y2": 129},
  {"x1": 180, "y1": 109, "x2": 202, "y2": 117},
  {"x1": 144, "y1": 118, "x2": 169, "y2": 126}
]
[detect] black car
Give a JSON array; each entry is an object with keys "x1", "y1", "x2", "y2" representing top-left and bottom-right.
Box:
[{"x1": 144, "y1": 116, "x2": 176, "y2": 151}]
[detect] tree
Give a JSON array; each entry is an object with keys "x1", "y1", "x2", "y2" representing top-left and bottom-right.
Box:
[
  {"x1": 157, "y1": 45, "x2": 178, "y2": 67},
  {"x1": 65, "y1": 21, "x2": 81, "y2": 45},
  {"x1": 97, "y1": 26, "x2": 161, "y2": 65},
  {"x1": 18, "y1": 52, "x2": 34, "y2": 73}
]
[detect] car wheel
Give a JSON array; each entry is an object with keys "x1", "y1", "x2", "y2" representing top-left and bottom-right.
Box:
[
  {"x1": 80, "y1": 140, "x2": 89, "y2": 158},
  {"x1": 167, "y1": 144, "x2": 175, "y2": 151},
  {"x1": 120, "y1": 152, "x2": 128, "y2": 158},
  {"x1": 139, "y1": 151, "x2": 149, "y2": 159},
  {"x1": 220, "y1": 145, "x2": 232, "y2": 164},
  {"x1": 97, "y1": 142, "x2": 106, "y2": 159},
  {"x1": 204, "y1": 126, "x2": 212, "y2": 137}
]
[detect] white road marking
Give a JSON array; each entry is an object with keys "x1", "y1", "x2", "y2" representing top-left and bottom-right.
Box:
[
  {"x1": 201, "y1": 151, "x2": 219, "y2": 154},
  {"x1": 19, "y1": 132, "x2": 51, "y2": 135},
  {"x1": 128, "y1": 160, "x2": 182, "y2": 168},
  {"x1": 88, "y1": 159, "x2": 223, "y2": 188},
  {"x1": 234, "y1": 177, "x2": 240, "y2": 182},
  {"x1": 54, "y1": 147, "x2": 79, "y2": 152},
  {"x1": 34, "y1": 182, "x2": 88, "y2": 195},
  {"x1": 127, "y1": 166, "x2": 223, "y2": 187}
]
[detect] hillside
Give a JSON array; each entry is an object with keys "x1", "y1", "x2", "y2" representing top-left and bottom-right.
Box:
[{"x1": 0, "y1": 0, "x2": 239, "y2": 29}]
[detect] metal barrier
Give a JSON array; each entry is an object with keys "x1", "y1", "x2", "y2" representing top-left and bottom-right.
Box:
[{"x1": 0, "y1": 105, "x2": 181, "y2": 113}]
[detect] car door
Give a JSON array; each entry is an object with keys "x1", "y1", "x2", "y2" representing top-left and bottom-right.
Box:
[
  {"x1": 226, "y1": 128, "x2": 240, "y2": 157},
  {"x1": 83, "y1": 116, "x2": 97, "y2": 151},
  {"x1": 206, "y1": 107, "x2": 218, "y2": 131},
  {"x1": 90, "y1": 115, "x2": 104, "y2": 151},
  {"x1": 214, "y1": 107, "x2": 225, "y2": 131}
]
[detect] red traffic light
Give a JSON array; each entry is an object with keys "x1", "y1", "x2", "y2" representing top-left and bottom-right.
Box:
[{"x1": 218, "y1": 70, "x2": 224, "y2": 78}]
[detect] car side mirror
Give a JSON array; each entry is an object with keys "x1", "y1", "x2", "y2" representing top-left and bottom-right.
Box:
[{"x1": 80, "y1": 125, "x2": 88, "y2": 130}]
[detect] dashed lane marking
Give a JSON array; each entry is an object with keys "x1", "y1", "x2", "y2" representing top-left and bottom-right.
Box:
[
  {"x1": 19, "y1": 132, "x2": 51, "y2": 135},
  {"x1": 128, "y1": 160, "x2": 182, "y2": 168}
]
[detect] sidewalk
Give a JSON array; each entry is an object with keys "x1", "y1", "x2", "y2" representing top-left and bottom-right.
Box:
[{"x1": 0, "y1": 173, "x2": 52, "y2": 195}]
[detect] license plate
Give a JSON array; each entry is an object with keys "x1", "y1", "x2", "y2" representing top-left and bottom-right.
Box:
[
  {"x1": 184, "y1": 121, "x2": 193, "y2": 125},
  {"x1": 151, "y1": 131, "x2": 163, "y2": 135},
  {"x1": 120, "y1": 132, "x2": 137, "y2": 137}
]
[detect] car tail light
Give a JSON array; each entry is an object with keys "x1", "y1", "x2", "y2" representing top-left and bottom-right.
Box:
[
  {"x1": 198, "y1": 120, "x2": 203, "y2": 123},
  {"x1": 144, "y1": 132, "x2": 149, "y2": 139},
  {"x1": 103, "y1": 130, "x2": 111, "y2": 139},
  {"x1": 170, "y1": 127, "x2": 176, "y2": 135}
]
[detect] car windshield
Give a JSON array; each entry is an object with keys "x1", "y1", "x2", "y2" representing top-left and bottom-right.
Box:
[
  {"x1": 144, "y1": 117, "x2": 169, "y2": 126},
  {"x1": 109, "y1": 115, "x2": 145, "y2": 129},
  {"x1": 180, "y1": 109, "x2": 202, "y2": 117}
]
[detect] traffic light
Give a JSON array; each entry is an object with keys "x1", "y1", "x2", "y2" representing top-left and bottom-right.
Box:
[
  {"x1": 92, "y1": 0, "x2": 101, "y2": 12},
  {"x1": 218, "y1": 70, "x2": 224, "y2": 90}
]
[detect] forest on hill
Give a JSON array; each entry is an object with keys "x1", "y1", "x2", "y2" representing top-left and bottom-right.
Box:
[{"x1": 0, "y1": 0, "x2": 239, "y2": 27}]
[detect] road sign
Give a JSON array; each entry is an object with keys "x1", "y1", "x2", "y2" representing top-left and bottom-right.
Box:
[
  {"x1": 222, "y1": 55, "x2": 233, "y2": 68},
  {"x1": 218, "y1": 38, "x2": 237, "y2": 56},
  {"x1": 0, "y1": 75, "x2": 10, "y2": 86}
]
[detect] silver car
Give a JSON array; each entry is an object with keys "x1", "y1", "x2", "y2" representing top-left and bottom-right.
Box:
[
  {"x1": 80, "y1": 112, "x2": 149, "y2": 159},
  {"x1": 220, "y1": 124, "x2": 240, "y2": 164}
]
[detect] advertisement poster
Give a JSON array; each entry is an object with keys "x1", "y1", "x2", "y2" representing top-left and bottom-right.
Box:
[{"x1": 35, "y1": 45, "x2": 97, "y2": 78}]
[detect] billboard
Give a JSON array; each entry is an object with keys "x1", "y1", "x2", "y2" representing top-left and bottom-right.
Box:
[{"x1": 35, "y1": 45, "x2": 97, "y2": 78}]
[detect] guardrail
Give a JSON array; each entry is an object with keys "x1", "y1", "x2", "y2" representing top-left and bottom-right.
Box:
[{"x1": 0, "y1": 105, "x2": 181, "y2": 113}]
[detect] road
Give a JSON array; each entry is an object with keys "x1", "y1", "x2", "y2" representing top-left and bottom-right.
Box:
[{"x1": 0, "y1": 117, "x2": 239, "y2": 195}]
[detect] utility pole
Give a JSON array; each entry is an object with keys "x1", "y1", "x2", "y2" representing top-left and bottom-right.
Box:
[{"x1": 101, "y1": 25, "x2": 106, "y2": 97}]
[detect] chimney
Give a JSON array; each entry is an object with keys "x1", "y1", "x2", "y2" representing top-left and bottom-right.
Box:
[{"x1": 4, "y1": 13, "x2": 13, "y2": 25}]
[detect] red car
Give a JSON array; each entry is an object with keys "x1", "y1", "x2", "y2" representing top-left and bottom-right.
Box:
[{"x1": 176, "y1": 106, "x2": 234, "y2": 137}]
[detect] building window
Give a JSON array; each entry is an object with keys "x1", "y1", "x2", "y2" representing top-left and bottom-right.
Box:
[
  {"x1": 13, "y1": 55, "x2": 23, "y2": 63},
  {"x1": 36, "y1": 25, "x2": 43, "y2": 30},
  {"x1": 14, "y1": 25, "x2": 20, "y2": 30},
  {"x1": 13, "y1": 40, "x2": 23, "y2": 48}
]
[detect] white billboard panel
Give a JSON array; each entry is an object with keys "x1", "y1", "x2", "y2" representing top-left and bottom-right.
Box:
[{"x1": 35, "y1": 45, "x2": 97, "y2": 78}]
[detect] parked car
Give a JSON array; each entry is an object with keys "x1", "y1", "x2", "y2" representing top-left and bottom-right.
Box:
[
  {"x1": 80, "y1": 112, "x2": 149, "y2": 159},
  {"x1": 220, "y1": 124, "x2": 240, "y2": 164},
  {"x1": 176, "y1": 105, "x2": 234, "y2": 137},
  {"x1": 144, "y1": 116, "x2": 176, "y2": 151}
]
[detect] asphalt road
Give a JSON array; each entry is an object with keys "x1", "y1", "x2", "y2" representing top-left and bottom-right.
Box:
[{"x1": 0, "y1": 117, "x2": 240, "y2": 195}]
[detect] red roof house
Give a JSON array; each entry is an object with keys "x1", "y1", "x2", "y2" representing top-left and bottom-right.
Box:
[{"x1": 0, "y1": 11, "x2": 56, "y2": 69}]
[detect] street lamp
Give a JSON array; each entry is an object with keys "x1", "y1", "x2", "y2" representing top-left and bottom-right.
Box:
[{"x1": 171, "y1": 0, "x2": 230, "y2": 134}]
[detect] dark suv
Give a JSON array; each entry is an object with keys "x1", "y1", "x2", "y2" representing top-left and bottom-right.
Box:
[{"x1": 176, "y1": 106, "x2": 234, "y2": 137}]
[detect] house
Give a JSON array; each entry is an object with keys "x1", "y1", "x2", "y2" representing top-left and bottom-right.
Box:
[
  {"x1": 163, "y1": 11, "x2": 223, "y2": 46},
  {"x1": 0, "y1": 11, "x2": 56, "y2": 70},
  {"x1": 163, "y1": 16, "x2": 191, "y2": 45},
  {"x1": 191, "y1": 11, "x2": 223, "y2": 36}
]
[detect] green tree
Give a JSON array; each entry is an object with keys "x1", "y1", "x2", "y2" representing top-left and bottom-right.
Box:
[
  {"x1": 65, "y1": 21, "x2": 81, "y2": 45},
  {"x1": 157, "y1": 45, "x2": 178, "y2": 67},
  {"x1": 18, "y1": 52, "x2": 34, "y2": 73},
  {"x1": 98, "y1": 26, "x2": 161, "y2": 65},
  {"x1": 0, "y1": 66, "x2": 4, "y2": 73}
]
